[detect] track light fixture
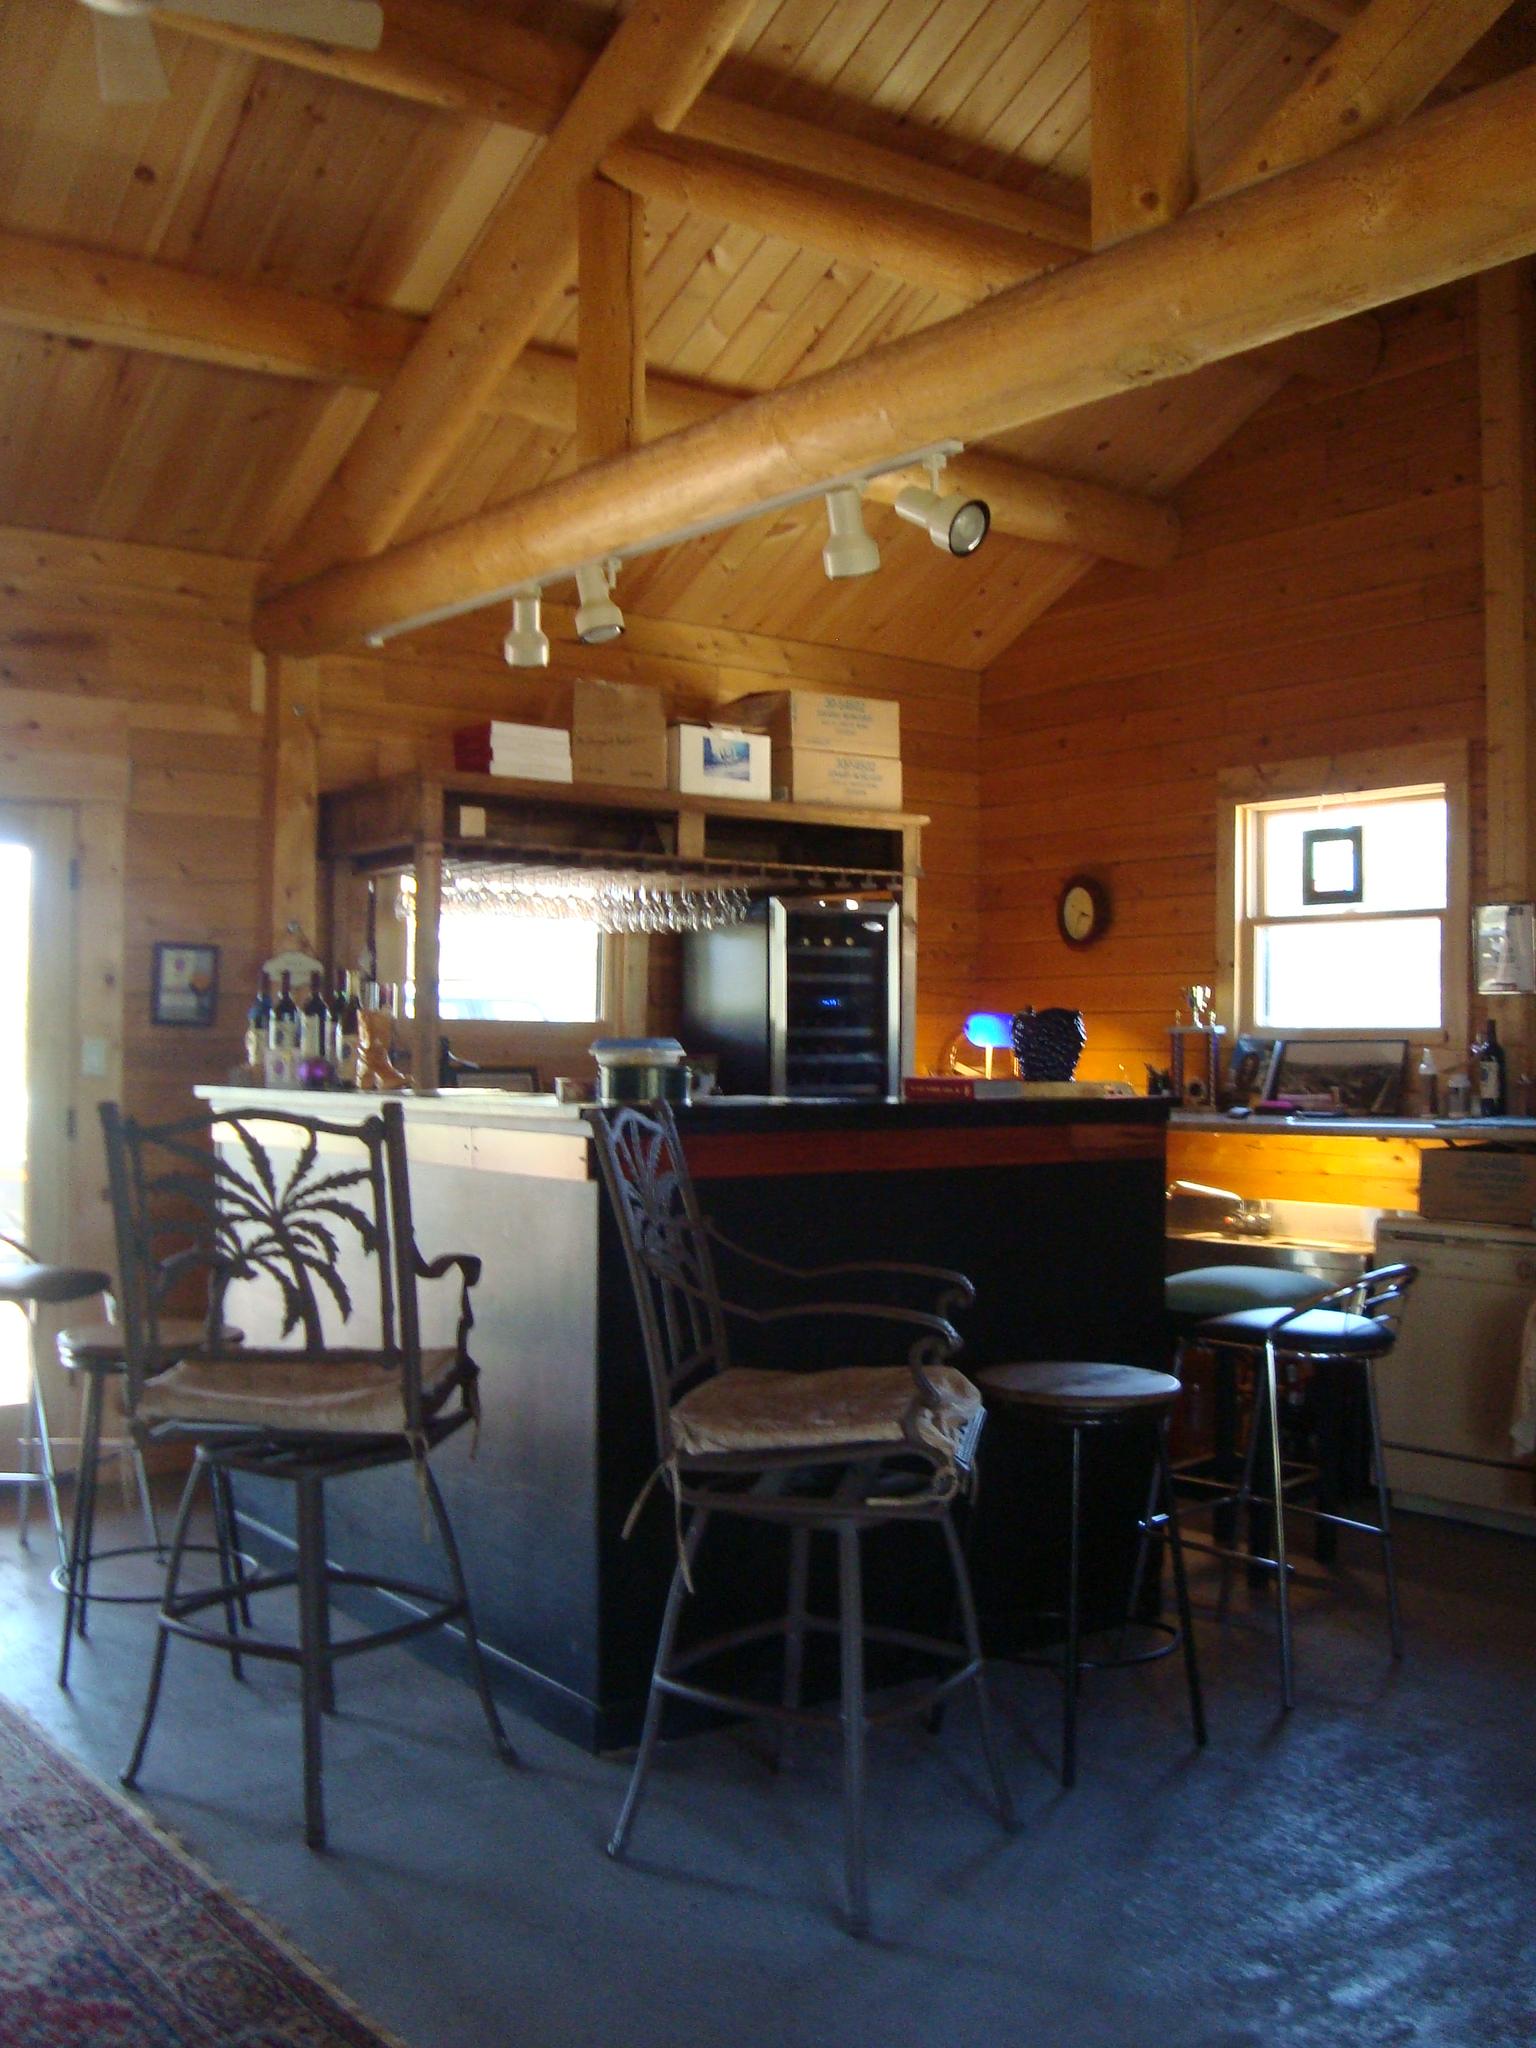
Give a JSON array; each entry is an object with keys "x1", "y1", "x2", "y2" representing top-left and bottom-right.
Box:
[
  {"x1": 502, "y1": 584, "x2": 550, "y2": 668},
  {"x1": 574, "y1": 560, "x2": 625, "y2": 645},
  {"x1": 822, "y1": 485, "x2": 881, "y2": 580},
  {"x1": 894, "y1": 453, "x2": 990, "y2": 556}
]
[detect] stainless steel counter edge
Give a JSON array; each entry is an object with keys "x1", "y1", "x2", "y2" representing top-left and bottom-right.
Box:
[{"x1": 1172, "y1": 1110, "x2": 1536, "y2": 1139}]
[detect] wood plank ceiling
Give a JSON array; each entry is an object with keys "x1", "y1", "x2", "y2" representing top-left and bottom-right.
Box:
[{"x1": 0, "y1": 0, "x2": 1530, "y2": 672}]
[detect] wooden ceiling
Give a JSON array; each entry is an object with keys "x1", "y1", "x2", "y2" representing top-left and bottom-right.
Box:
[{"x1": 1, "y1": 0, "x2": 1532, "y2": 672}]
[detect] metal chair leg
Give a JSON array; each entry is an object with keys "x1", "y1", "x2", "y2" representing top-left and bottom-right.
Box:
[
  {"x1": 1262, "y1": 1340, "x2": 1295, "y2": 1710},
  {"x1": 208, "y1": 1465, "x2": 247, "y2": 1682},
  {"x1": 57, "y1": 1369, "x2": 104, "y2": 1688},
  {"x1": 837, "y1": 1521, "x2": 870, "y2": 1938},
  {"x1": 294, "y1": 1471, "x2": 330, "y2": 1850},
  {"x1": 608, "y1": 1509, "x2": 709, "y2": 1862},
  {"x1": 123, "y1": 1452, "x2": 206, "y2": 1791},
  {"x1": 421, "y1": 1464, "x2": 517, "y2": 1763},
  {"x1": 774, "y1": 1523, "x2": 811, "y2": 1772},
  {"x1": 1156, "y1": 1426, "x2": 1207, "y2": 1749},
  {"x1": 1364, "y1": 1361, "x2": 1404, "y2": 1660},
  {"x1": 21, "y1": 1325, "x2": 68, "y2": 1570},
  {"x1": 938, "y1": 1507, "x2": 1015, "y2": 1830},
  {"x1": 1062, "y1": 1423, "x2": 1083, "y2": 1789}
]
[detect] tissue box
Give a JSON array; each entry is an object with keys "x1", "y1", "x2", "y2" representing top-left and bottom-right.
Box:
[{"x1": 667, "y1": 724, "x2": 771, "y2": 801}]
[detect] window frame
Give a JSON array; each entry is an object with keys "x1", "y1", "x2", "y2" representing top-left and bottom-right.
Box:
[{"x1": 1217, "y1": 743, "x2": 1469, "y2": 1052}]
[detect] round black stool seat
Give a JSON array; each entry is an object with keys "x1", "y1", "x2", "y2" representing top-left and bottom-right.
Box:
[
  {"x1": 979, "y1": 1360, "x2": 1180, "y2": 1415},
  {"x1": 0, "y1": 1264, "x2": 110, "y2": 1307},
  {"x1": 1195, "y1": 1304, "x2": 1395, "y2": 1358},
  {"x1": 976, "y1": 1358, "x2": 1204, "y2": 1787}
]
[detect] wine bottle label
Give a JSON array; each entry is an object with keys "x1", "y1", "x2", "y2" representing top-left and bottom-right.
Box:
[{"x1": 269, "y1": 1015, "x2": 299, "y2": 1053}]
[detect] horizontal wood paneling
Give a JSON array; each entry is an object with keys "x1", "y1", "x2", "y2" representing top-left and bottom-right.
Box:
[{"x1": 979, "y1": 287, "x2": 1487, "y2": 1206}]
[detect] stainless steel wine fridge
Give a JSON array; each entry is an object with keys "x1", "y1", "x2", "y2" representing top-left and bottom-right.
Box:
[{"x1": 680, "y1": 894, "x2": 902, "y2": 1098}]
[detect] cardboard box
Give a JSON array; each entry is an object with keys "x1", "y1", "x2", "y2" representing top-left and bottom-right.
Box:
[
  {"x1": 777, "y1": 747, "x2": 903, "y2": 811},
  {"x1": 724, "y1": 688, "x2": 900, "y2": 760},
  {"x1": 549, "y1": 678, "x2": 668, "y2": 790},
  {"x1": 1418, "y1": 1146, "x2": 1536, "y2": 1227},
  {"x1": 667, "y1": 724, "x2": 772, "y2": 801}
]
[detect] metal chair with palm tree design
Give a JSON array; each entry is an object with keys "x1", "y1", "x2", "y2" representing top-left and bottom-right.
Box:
[{"x1": 100, "y1": 1098, "x2": 515, "y2": 1848}]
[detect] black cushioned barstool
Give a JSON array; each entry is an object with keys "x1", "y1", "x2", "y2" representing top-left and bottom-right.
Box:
[
  {"x1": 1192, "y1": 1263, "x2": 1418, "y2": 1709},
  {"x1": 976, "y1": 1361, "x2": 1206, "y2": 1788},
  {"x1": 0, "y1": 1239, "x2": 110, "y2": 1566},
  {"x1": 55, "y1": 1317, "x2": 244, "y2": 1689}
]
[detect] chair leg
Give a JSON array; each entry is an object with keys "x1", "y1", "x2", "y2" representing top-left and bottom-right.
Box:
[
  {"x1": 421, "y1": 1464, "x2": 517, "y2": 1764},
  {"x1": 938, "y1": 1507, "x2": 1015, "y2": 1831},
  {"x1": 22, "y1": 1324, "x2": 68, "y2": 1571},
  {"x1": 1156, "y1": 1425, "x2": 1207, "y2": 1750},
  {"x1": 123, "y1": 1452, "x2": 206, "y2": 1791},
  {"x1": 208, "y1": 1466, "x2": 247, "y2": 1682},
  {"x1": 774, "y1": 1523, "x2": 811, "y2": 1772},
  {"x1": 57, "y1": 1369, "x2": 104, "y2": 1688},
  {"x1": 1062, "y1": 1423, "x2": 1083, "y2": 1789},
  {"x1": 1262, "y1": 1340, "x2": 1296, "y2": 1710},
  {"x1": 294, "y1": 1471, "x2": 330, "y2": 1850},
  {"x1": 1364, "y1": 1361, "x2": 1404, "y2": 1661},
  {"x1": 1219, "y1": 1362, "x2": 1265, "y2": 1626},
  {"x1": 132, "y1": 1439, "x2": 162, "y2": 1557},
  {"x1": 837, "y1": 1521, "x2": 870, "y2": 1939},
  {"x1": 608, "y1": 1508, "x2": 709, "y2": 1862}
]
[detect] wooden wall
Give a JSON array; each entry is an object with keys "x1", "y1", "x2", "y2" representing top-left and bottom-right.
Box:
[{"x1": 977, "y1": 286, "x2": 1485, "y2": 1108}]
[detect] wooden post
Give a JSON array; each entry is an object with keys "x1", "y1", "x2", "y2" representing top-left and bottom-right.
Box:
[
  {"x1": 1090, "y1": 0, "x2": 1195, "y2": 249},
  {"x1": 411, "y1": 784, "x2": 444, "y2": 1092},
  {"x1": 261, "y1": 655, "x2": 321, "y2": 951},
  {"x1": 576, "y1": 178, "x2": 646, "y2": 466},
  {"x1": 1478, "y1": 261, "x2": 1536, "y2": 1087}
]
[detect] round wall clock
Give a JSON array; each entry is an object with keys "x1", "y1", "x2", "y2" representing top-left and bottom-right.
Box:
[{"x1": 1057, "y1": 874, "x2": 1111, "y2": 948}]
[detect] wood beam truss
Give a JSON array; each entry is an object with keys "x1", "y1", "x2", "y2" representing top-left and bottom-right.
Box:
[
  {"x1": 253, "y1": 64, "x2": 1536, "y2": 655},
  {"x1": 1090, "y1": 0, "x2": 1196, "y2": 249}
]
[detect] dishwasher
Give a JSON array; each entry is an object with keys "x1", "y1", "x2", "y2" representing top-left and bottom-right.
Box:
[{"x1": 1374, "y1": 1215, "x2": 1536, "y2": 1533}]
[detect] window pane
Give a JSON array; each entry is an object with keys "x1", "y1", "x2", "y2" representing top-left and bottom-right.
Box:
[
  {"x1": 1255, "y1": 916, "x2": 1443, "y2": 1031},
  {"x1": 1261, "y1": 796, "x2": 1446, "y2": 918},
  {"x1": 437, "y1": 911, "x2": 601, "y2": 1023}
]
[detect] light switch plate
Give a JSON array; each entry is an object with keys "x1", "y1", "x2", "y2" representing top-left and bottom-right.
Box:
[{"x1": 80, "y1": 1036, "x2": 108, "y2": 1078}]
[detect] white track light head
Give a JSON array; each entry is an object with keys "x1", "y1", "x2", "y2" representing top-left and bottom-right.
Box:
[
  {"x1": 894, "y1": 483, "x2": 990, "y2": 556},
  {"x1": 821, "y1": 486, "x2": 881, "y2": 580},
  {"x1": 502, "y1": 586, "x2": 550, "y2": 668},
  {"x1": 574, "y1": 562, "x2": 625, "y2": 645}
]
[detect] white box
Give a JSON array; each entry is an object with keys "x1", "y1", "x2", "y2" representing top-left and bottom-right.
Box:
[{"x1": 667, "y1": 724, "x2": 771, "y2": 801}]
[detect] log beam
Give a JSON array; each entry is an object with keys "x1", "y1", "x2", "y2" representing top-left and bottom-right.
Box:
[
  {"x1": 1090, "y1": 0, "x2": 1196, "y2": 249},
  {"x1": 254, "y1": 64, "x2": 1536, "y2": 655},
  {"x1": 576, "y1": 179, "x2": 646, "y2": 466},
  {"x1": 601, "y1": 130, "x2": 1079, "y2": 295},
  {"x1": 266, "y1": 0, "x2": 757, "y2": 592},
  {"x1": 0, "y1": 231, "x2": 1174, "y2": 566},
  {"x1": 1208, "y1": 0, "x2": 1517, "y2": 196},
  {"x1": 1269, "y1": 0, "x2": 1536, "y2": 91}
]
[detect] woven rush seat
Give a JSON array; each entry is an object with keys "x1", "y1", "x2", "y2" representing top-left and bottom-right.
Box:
[
  {"x1": 669, "y1": 1363, "x2": 980, "y2": 1472},
  {"x1": 134, "y1": 1346, "x2": 467, "y2": 1436}
]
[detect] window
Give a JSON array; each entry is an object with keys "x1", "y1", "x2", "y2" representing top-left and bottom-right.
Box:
[
  {"x1": 398, "y1": 877, "x2": 604, "y2": 1023},
  {"x1": 1221, "y1": 748, "x2": 1468, "y2": 1046}
]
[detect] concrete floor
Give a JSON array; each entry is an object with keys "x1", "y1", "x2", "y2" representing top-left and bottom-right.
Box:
[{"x1": 2, "y1": 1480, "x2": 1534, "y2": 2048}]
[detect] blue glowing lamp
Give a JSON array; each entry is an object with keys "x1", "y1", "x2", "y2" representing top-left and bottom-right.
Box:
[{"x1": 963, "y1": 1011, "x2": 1012, "y2": 1078}]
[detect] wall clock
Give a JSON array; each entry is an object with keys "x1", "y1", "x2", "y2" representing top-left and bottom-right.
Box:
[{"x1": 1057, "y1": 874, "x2": 1110, "y2": 948}]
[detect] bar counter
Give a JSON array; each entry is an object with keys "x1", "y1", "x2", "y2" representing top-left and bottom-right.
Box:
[{"x1": 201, "y1": 1087, "x2": 1170, "y2": 1749}]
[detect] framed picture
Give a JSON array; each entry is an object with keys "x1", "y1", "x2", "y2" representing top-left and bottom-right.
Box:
[
  {"x1": 152, "y1": 943, "x2": 220, "y2": 1027},
  {"x1": 1227, "y1": 1034, "x2": 1280, "y2": 1106}
]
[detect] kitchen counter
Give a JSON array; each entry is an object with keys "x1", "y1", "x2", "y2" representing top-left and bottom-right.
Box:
[{"x1": 1173, "y1": 1110, "x2": 1536, "y2": 1139}]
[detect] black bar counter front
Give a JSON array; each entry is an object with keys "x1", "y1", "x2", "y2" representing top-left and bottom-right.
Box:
[{"x1": 202, "y1": 1089, "x2": 1169, "y2": 1751}]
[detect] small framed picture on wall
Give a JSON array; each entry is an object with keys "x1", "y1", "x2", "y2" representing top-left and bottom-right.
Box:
[{"x1": 152, "y1": 943, "x2": 220, "y2": 1027}]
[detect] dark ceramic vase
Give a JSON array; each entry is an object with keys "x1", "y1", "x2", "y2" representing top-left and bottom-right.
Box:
[{"x1": 1011, "y1": 1006, "x2": 1086, "y2": 1081}]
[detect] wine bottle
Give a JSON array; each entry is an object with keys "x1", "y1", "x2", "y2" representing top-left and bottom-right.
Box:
[
  {"x1": 1473, "y1": 1017, "x2": 1507, "y2": 1117},
  {"x1": 244, "y1": 976, "x2": 271, "y2": 1069},
  {"x1": 269, "y1": 971, "x2": 299, "y2": 1053},
  {"x1": 333, "y1": 970, "x2": 362, "y2": 1080},
  {"x1": 300, "y1": 972, "x2": 328, "y2": 1060}
]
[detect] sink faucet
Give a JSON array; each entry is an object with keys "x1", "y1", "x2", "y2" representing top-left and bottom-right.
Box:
[{"x1": 1166, "y1": 1178, "x2": 1273, "y2": 1237}]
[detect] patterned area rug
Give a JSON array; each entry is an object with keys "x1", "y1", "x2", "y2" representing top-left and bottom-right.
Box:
[{"x1": 0, "y1": 1695, "x2": 404, "y2": 2047}]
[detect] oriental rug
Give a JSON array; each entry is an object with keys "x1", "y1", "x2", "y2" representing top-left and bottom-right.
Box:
[{"x1": 0, "y1": 1694, "x2": 405, "y2": 2047}]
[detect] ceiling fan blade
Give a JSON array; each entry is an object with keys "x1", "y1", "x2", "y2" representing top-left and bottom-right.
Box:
[
  {"x1": 180, "y1": 0, "x2": 384, "y2": 50},
  {"x1": 93, "y1": 11, "x2": 170, "y2": 101}
]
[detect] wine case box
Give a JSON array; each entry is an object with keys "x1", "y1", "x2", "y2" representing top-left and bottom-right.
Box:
[
  {"x1": 546, "y1": 678, "x2": 668, "y2": 789},
  {"x1": 776, "y1": 747, "x2": 903, "y2": 811},
  {"x1": 667, "y1": 724, "x2": 772, "y2": 801},
  {"x1": 723, "y1": 688, "x2": 900, "y2": 760},
  {"x1": 1418, "y1": 1147, "x2": 1536, "y2": 1226}
]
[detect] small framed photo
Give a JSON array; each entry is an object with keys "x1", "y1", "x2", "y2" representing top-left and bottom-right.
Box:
[{"x1": 152, "y1": 943, "x2": 220, "y2": 1027}]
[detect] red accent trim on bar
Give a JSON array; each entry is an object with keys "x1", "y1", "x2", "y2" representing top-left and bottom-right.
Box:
[{"x1": 683, "y1": 1123, "x2": 1164, "y2": 1180}]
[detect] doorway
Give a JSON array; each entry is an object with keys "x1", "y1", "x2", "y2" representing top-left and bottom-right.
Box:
[{"x1": 0, "y1": 804, "x2": 76, "y2": 1437}]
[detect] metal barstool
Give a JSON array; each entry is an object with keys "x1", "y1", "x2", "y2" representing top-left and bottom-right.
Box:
[
  {"x1": 0, "y1": 1237, "x2": 110, "y2": 1566},
  {"x1": 54, "y1": 1317, "x2": 245, "y2": 1688},
  {"x1": 976, "y1": 1361, "x2": 1206, "y2": 1788},
  {"x1": 1191, "y1": 1262, "x2": 1419, "y2": 1708}
]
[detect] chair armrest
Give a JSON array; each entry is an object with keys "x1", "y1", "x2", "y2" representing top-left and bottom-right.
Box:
[
  {"x1": 0, "y1": 1230, "x2": 38, "y2": 1263},
  {"x1": 416, "y1": 1249, "x2": 483, "y2": 1290},
  {"x1": 705, "y1": 1223, "x2": 976, "y2": 1316}
]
